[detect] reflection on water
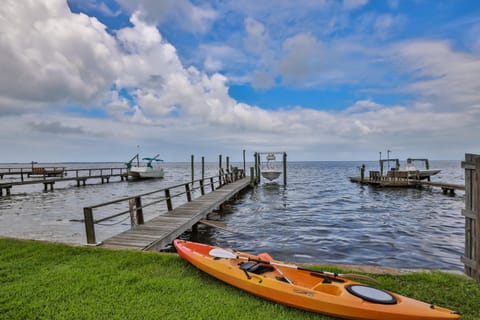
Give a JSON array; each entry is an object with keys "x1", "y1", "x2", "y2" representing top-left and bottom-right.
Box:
[{"x1": 0, "y1": 160, "x2": 465, "y2": 270}]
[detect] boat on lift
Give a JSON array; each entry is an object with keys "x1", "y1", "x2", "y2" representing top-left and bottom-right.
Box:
[
  {"x1": 126, "y1": 154, "x2": 164, "y2": 179},
  {"x1": 261, "y1": 153, "x2": 281, "y2": 181},
  {"x1": 380, "y1": 157, "x2": 441, "y2": 180},
  {"x1": 395, "y1": 158, "x2": 441, "y2": 180}
]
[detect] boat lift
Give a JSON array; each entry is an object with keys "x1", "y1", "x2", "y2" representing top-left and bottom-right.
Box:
[{"x1": 254, "y1": 151, "x2": 287, "y2": 185}]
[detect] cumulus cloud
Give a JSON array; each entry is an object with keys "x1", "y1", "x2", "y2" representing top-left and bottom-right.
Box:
[
  {"x1": 277, "y1": 33, "x2": 326, "y2": 86},
  {"x1": 0, "y1": 0, "x2": 119, "y2": 107},
  {"x1": 115, "y1": 0, "x2": 217, "y2": 33},
  {"x1": 395, "y1": 40, "x2": 480, "y2": 110},
  {"x1": 29, "y1": 120, "x2": 85, "y2": 134},
  {"x1": 0, "y1": 0, "x2": 479, "y2": 162}
]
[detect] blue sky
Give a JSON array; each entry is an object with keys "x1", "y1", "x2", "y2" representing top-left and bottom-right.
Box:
[{"x1": 0, "y1": 0, "x2": 479, "y2": 162}]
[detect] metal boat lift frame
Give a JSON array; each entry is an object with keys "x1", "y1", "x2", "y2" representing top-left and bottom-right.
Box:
[{"x1": 253, "y1": 151, "x2": 287, "y2": 185}]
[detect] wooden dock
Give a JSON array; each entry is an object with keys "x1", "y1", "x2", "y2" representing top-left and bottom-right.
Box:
[
  {"x1": 99, "y1": 177, "x2": 250, "y2": 251},
  {"x1": 350, "y1": 176, "x2": 465, "y2": 194},
  {"x1": 78, "y1": 171, "x2": 251, "y2": 251},
  {"x1": 0, "y1": 167, "x2": 128, "y2": 196}
]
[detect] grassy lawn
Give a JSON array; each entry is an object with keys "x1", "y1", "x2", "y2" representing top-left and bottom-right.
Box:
[{"x1": 1, "y1": 238, "x2": 479, "y2": 319}]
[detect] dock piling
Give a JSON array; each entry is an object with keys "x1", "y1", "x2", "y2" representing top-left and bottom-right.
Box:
[{"x1": 83, "y1": 207, "x2": 96, "y2": 245}]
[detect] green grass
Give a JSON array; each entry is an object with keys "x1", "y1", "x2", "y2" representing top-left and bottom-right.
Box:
[{"x1": 1, "y1": 238, "x2": 479, "y2": 319}]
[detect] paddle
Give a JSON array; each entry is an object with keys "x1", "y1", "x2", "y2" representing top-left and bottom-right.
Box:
[{"x1": 209, "y1": 248, "x2": 379, "y2": 284}]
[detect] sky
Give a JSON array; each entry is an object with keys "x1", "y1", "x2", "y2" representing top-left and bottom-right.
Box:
[{"x1": 0, "y1": 0, "x2": 479, "y2": 163}]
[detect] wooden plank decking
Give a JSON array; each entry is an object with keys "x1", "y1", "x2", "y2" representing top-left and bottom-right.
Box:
[
  {"x1": 350, "y1": 176, "x2": 465, "y2": 193},
  {"x1": 99, "y1": 177, "x2": 251, "y2": 251}
]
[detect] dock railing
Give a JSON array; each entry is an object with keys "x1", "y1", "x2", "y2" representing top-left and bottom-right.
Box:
[
  {"x1": 0, "y1": 167, "x2": 127, "y2": 182},
  {"x1": 83, "y1": 170, "x2": 244, "y2": 245}
]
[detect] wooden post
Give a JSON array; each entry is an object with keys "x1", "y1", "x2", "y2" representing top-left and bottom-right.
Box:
[
  {"x1": 191, "y1": 154, "x2": 194, "y2": 184},
  {"x1": 360, "y1": 164, "x2": 365, "y2": 182},
  {"x1": 185, "y1": 183, "x2": 192, "y2": 202},
  {"x1": 226, "y1": 156, "x2": 230, "y2": 173},
  {"x1": 83, "y1": 207, "x2": 96, "y2": 244},
  {"x1": 462, "y1": 153, "x2": 480, "y2": 281},
  {"x1": 254, "y1": 152, "x2": 259, "y2": 184},
  {"x1": 250, "y1": 167, "x2": 255, "y2": 187},
  {"x1": 283, "y1": 152, "x2": 287, "y2": 185},
  {"x1": 135, "y1": 196, "x2": 144, "y2": 224},
  {"x1": 476, "y1": 156, "x2": 480, "y2": 281},
  {"x1": 219, "y1": 154, "x2": 222, "y2": 176},
  {"x1": 210, "y1": 177, "x2": 215, "y2": 191},
  {"x1": 165, "y1": 189, "x2": 173, "y2": 211},
  {"x1": 201, "y1": 156, "x2": 205, "y2": 181},
  {"x1": 243, "y1": 149, "x2": 246, "y2": 174},
  {"x1": 129, "y1": 199, "x2": 135, "y2": 227},
  {"x1": 200, "y1": 179, "x2": 205, "y2": 195}
]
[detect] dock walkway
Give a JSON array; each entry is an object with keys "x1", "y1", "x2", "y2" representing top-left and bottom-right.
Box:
[
  {"x1": 0, "y1": 167, "x2": 128, "y2": 196},
  {"x1": 350, "y1": 176, "x2": 465, "y2": 194},
  {"x1": 99, "y1": 177, "x2": 250, "y2": 251}
]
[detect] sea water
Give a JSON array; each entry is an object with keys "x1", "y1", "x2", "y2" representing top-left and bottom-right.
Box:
[{"x1": 0, "y1": 160, "x2": 465, "y2": 270}]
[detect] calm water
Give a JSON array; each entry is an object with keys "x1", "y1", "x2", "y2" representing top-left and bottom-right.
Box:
[{"x1": 0, "y1": 161, "x2": 465, "y2": 271}]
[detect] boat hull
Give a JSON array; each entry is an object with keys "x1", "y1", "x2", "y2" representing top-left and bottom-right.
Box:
[
  {"x1": 174, "y1": 240, "x2": 459, "y2": 320},
  {"x1": 128, "y1": 167, "x2": 164, "y2": 179},
  {"x1": 261, "y1": 170, "x2": 281, "y2": 181},
  {"x1": 403, "y1": 169, "x2": 441, "y2": 180}
]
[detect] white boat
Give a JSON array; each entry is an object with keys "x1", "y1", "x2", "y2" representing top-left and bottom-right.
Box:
[
  {"x1": 127, "y1": 154, "x2": 164, "y2": 179},
  {"x1": 398, "y1": 165, "x2": 441, "y2": 180},
  {"x1": 261, "y1": 153, "x2": 281, "y2": 181},
  {"x1": 396, "y1": 159, "x2": 441, "y2": 180}
]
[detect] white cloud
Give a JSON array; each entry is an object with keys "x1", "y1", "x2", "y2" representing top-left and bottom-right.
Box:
[
  {"x1": 0, "y1": 1, "x2": 479, "y2": 163},
  {"x1": 395, "y1": 40, "x2": 480, "y2": 110},
  {"x1": 0, "y1": 0, "x2": 119, "y2": 107},
  {"x1": 277, "y1": 33, "x2": 325, "y2": 86},
  {"x1": 116, "y1": 0, "x2": 217, "y2": 33},
  {"x1": 343, "y1": 0, "x2": 369, "y2": 10}
]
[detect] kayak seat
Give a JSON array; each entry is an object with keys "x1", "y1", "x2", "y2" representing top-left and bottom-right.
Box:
[{"x1": 239, "y1": 262, "x2": 274, "y2": 275}]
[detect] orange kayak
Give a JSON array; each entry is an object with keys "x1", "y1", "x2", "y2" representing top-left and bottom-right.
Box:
[{"x1": 174, "y1": 240, "x2": 460, "y2": 320}]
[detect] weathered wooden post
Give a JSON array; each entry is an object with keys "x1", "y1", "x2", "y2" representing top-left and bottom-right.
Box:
[
  {"x1": 462, "y1": 153, "x2": 480, "y2": 282},
  {"x1": 360, "y1": 164, "x2": 365, "y2": 182},
  {"x1": 165, "y1": 188, "x2": 173, "y2": 211},
  {"x1": 83, "y1": 207, "x2": 96, "y2": 244},
  {"x1": 210, "y1": 177, "x2": 215, "y2": 191},
  {"x1": 135, "y1": 196, "x2": 144, "y2": 224},
  {"x1": 185, "y1": 183, "x2": 192, "y2": 202},
  {"x1": 129, "y1": 199, "x2": 135, "y2": 227},
  {"x1": 243, "y1": 149, "x2": 246, "y2": 174},
  {"x1": 219, "y1": 154, "x2": 222, "y2": 175},
  {"x1": 191, "y1": 154, "x2": 194, "y2": 184},
  {"x1": 250, "y1": 167, "x2": 255, "y2": 187},
  {"x1": 201, "y1": 156, "x2": 205, "y2": 181},
  {"x1": 226, "y1": 156, "x2": 230, "y2": 173},
  {"x1": 283, "y1": 152, "x2": 287, "y2": 185},
  {"x1": 254, "y1": 152, "x2": 260, "y2": 184},
  {"x1": 200, "y1": 179, "x2": 205, "y2": 195}
]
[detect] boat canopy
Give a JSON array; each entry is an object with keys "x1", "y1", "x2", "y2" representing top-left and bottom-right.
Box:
[{"x1": 142, "y1": 157, "x2": 163, "y2": 162}]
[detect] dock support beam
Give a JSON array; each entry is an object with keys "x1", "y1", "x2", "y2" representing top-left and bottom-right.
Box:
[
  {"x1": 0, "y1": 185, "x2": 12, "y2": 196},
  {"x1": 43, "y1": 182, "x2": 54, "y2": 191}
]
